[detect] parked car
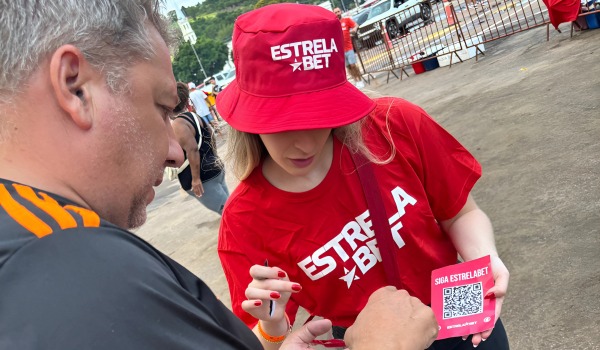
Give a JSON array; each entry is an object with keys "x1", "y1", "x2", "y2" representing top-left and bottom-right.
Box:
[
  {"x1": 202, "y1": 68, "x2": 236, "y2": 93},
  {"x1": 355, "y1": 0, "x2": 433, "y2": 49},
  {"x1": 352, "y1": 6, "x2": 373, "y2": 26}
]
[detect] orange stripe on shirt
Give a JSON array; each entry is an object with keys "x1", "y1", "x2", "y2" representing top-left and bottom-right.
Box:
[
  {"x1": 0, "y1": 184, "x2": 53, "y2": 238},
  {"x1": 64, "y1": 205, "x2": 101, "y2": 228},
  {"x1": 13, "y1": 184, "x2": 77, "y2": 230}
]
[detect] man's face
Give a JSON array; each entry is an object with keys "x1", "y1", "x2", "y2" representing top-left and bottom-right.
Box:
[
  {"x1": 89, "y1": 25, "x2": 181, "y2": 229},
  {"x1": 334, "y1": 8, "x2": 342, "y2": 19}
]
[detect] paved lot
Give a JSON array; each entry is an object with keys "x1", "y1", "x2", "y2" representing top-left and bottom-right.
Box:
[{"x1": 136, "y1": 26, "x2": 600, "y2": 349}]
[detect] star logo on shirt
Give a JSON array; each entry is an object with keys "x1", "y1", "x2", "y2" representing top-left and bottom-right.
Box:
[
  {"x1": 340, "y1": 267, "x2": 360, "y2": 288},
  {"x1": 290, "y1": 59, "x2": 302, "y2": 72}
]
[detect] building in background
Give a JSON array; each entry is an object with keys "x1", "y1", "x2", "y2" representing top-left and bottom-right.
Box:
[{"x1": 175, "y1": 7, "x2": 197, "y2": 44}]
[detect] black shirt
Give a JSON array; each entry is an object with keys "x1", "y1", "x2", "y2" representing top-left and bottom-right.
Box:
[
  {"x1": 176, "y1": 112, "x2": 223, "y2": 190},
  {"x1": 0, "y1": 179, "x2": 262, "y2": 349}
]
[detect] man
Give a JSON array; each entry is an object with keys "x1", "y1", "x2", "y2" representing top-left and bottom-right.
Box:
[
  {"x1": 0, "y1": 0, "x2": 437, "y2": 349},
  {"x1": 188, "y1": 82, "x2": 220, "y2": 132},
  {"x1": 334, "y1": 7, "x2": 365, "y2": 89},
  {"x1": 205, "y1": 76, "x2": 223, "y2": 123}
]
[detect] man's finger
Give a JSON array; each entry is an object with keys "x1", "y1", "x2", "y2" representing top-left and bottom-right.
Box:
[{"x1": 282, "y1": 319, "x2": 332, "y2": 346}]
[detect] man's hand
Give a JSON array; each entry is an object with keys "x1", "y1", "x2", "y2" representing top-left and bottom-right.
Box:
[
  {"x1": 280, "y1": 319, "x2": 332, "y2": 350},
  {"x1": 344, "y1": 287, "x2": 439, "y2": 350}
]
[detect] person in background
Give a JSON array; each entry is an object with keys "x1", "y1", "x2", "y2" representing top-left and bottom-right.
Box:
[
  {"x1": 171, "y1": 82, "x2": 229, "y2": 215},
  {"x1": 205, "y1": 76, "x2": 224, "y2": 123},
  {"x1": 216, "y1": 4, "x2": 510, "y2": 350},
  {"x1": 333, "y1": 7, "x2": 365, "y2": 89},
  {"x1": 188, "y1": 82, "x2": 220, "y2": 132},
  {"x1": 0, "y1": 0, "x2": 439, "y2": 349}
]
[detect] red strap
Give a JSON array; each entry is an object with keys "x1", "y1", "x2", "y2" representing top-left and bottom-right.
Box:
[
  {"x1": 350, "y1": 151, "x2": 403, "y2": 289},
  {"x1": 303, "y1": 314, "x2": 315, "y2": 325}
]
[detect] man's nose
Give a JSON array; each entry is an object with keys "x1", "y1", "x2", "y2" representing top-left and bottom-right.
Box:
[{"x1": 166, "y1": 126, "x2": 184, "y2": 167}]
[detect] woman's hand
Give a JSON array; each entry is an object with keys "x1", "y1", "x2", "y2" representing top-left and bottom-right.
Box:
[
  {"x1": 440, "y1": 195, "x2": 510, "y2": 347},
  {"x1": 466, "y1": 254, "x2": 509, "y2": 346},
  {"x1": 191, "y1": 177, "x2": 204, "y2": 197},
  {"x1": 242, "y1": 265, "x2": 303, "y2": 337}
]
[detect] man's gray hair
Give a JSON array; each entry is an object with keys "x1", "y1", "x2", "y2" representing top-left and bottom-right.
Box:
[{"x1": 0, "y1": 0, "x2": 176, "y2": 99}]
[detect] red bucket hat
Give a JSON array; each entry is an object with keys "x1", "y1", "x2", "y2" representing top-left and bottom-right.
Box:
[{"x1": 216, "y1": 4, "x2": 375, "y2": 134}]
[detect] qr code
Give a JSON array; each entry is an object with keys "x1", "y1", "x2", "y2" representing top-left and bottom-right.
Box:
[{"x1": 442, "y1": 282, "x2": 483, "y2": 319}]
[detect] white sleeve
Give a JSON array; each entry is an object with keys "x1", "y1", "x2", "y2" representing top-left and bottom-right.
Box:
[{"x1": 190, "y1": 112, "x2": 203, "y2": 147}]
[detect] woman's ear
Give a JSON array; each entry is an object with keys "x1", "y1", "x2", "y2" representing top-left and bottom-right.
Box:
[{"x1": 49, "y1": 45, "x2": 94, "y2": 130}]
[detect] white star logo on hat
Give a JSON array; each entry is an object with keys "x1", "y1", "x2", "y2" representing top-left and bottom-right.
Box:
[{"x1": 290, "y1": 59, "x2": 302, "y2": 72}]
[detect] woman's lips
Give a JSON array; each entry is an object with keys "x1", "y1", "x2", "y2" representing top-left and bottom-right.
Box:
[{"x1": 289, "y1": 156, "x2": 314, "y2": 168}]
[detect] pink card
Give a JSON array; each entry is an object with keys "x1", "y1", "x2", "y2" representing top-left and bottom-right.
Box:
[{"x1": 431, "y1": 255, "x2": 496, "y2": 340}]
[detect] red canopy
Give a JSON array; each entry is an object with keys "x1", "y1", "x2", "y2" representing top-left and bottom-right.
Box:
[{"x1": 543, "y1": 0, "x2": 581, "y2": 29}]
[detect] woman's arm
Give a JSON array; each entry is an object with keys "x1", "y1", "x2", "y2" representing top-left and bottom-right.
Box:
[
  {"x1": 172, "y1": 119, "x2": 204, "y2": 197},
  {"x1": 440, "y1": 194, "x2": 510, "y2": 347}
]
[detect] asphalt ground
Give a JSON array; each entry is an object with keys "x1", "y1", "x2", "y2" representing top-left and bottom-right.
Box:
[{"x1": 136, "y1": 25, "x2": 600, "y2": 349}]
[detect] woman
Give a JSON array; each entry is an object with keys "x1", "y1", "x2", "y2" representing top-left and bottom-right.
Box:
[
  {"x1": 216, "y1": 4, "x2": 509, "y2": 350},
  {"x1": 171, "y1": 82, "x2": 229, "y2": 215}
]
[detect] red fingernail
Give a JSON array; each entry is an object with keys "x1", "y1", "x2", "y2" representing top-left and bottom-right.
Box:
[
  {"x1": 254, "y1": 301, "x2": 262, "y2": 306},
  {"x1": 485, "y1": 292, "x2": 496, "y2": 299},
  {"x1": 278, "y1": 271, "x2": 286, "y2": 278},
  {"x1": 270, "y1": 292, "x2": 280, "y2": 299},
  {"x1": 291, "y1": 284, "x2": 302, "y2": 291}
]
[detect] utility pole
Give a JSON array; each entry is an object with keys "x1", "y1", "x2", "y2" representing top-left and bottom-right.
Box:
[
  {"x1": 174, "y1": 2, "x2": 207, "y2": 81},
  {"x1": 189, "y1": 41, "x2": 208, "y2": 80}
]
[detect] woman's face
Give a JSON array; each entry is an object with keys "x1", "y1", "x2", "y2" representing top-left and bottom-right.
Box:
[{"x1": 260, "y1": 128, "x2": 333, "y2": 177}]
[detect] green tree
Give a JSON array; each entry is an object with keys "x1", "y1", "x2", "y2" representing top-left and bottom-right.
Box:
[
  {"x1": 167, "y1": 10, "x2": 177, "y2": 24},
  {"x1": 254, "y1": 0, "x2": 325, "y2": 9},
  {"x1": 187, "y1": 0, "x2": 255, "y2": 14},
  {"x1": 189, "y1": 9, "x2": 245, "y2": 43},
  {"x1": 254, "y1": 0, "x2": 285, "y2": 8},
  {"x1": 172, "y1": 38, "x2": 229, "y2": 84},
  {"x1": 173, "y1": 0, "x2": 327, "y2": 81}
]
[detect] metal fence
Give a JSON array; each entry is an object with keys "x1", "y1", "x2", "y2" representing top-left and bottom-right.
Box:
[{"x1": 354, "y1": 0, "x2": 554, "y2": 77}]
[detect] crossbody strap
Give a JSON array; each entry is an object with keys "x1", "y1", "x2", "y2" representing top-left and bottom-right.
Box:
[{"x1": 350, "y1": 151, "x2": 403, "y2": 289}]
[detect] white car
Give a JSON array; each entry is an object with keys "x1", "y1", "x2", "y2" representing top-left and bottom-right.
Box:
[
  {"x1": 357, "y1": 0, "x2": 433, "y2": 46},
  {"x1": 203, "y1": 69, "x2": 236, "y2": 93}
]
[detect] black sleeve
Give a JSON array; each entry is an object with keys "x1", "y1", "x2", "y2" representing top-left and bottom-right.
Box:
[{"x1": 0, "y1": 227, "x2": 262, "y2": 350}]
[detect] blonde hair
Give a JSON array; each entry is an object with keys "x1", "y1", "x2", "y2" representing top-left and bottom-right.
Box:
[{"x1": 225, "y1": 96, "x2": 397, "y2": 180}]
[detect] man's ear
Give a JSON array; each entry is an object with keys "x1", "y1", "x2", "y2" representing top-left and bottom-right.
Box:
[{"x1": 49, "y1": 45, "x2": 95, "y2": 130}]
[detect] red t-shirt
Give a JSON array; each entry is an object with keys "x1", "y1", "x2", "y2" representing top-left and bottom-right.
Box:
[
  {"x1": 339, "y1": 17, "x2": 356, "y2": 52},
  {"x1": 218, "y1": 97, "x2": 481, "y2": 328}
]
